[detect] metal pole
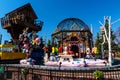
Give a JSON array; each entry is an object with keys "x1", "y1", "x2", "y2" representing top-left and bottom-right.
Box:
[{"x1": 108, "y1": 16, "x2": 112, "y2": 66}]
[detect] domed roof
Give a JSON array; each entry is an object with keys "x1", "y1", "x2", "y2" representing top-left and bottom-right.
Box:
[{"x1": 55, "y1": 18, "x2": 90, "y2": 32}]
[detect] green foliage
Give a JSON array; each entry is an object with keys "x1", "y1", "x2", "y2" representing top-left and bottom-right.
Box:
[
  {"x1": 0, "y1": 65, "x2": 4, "y2": 74},
  {"x1": 47, "y1": 39, "x2": 52, "y2": 52},
  {"x1": 103, "y1": 30, "x2": 118, "y2": 52},
  {"x1": 95, "y1": 18, "x2": 119, "y2": 54},
  {"x1": 93, "y1": 70, "x2": 104, "y2": 80},
  {"x1": 94, "y1": 33, "x2": 102, "y2": 54},
  {"x1": 116, "y1": 53, "x2": 120, "y2": 57},
  {"x1": 21, "y1": 68, "x2": 29, "y2": 75},
  {"x1": 40, "y1": 37, "x2": 43, "y2": 44},
  {"x1": 47, "y1": 40, "x2": 51, "y2": 46},
  {"x1": 104, "y1": 19, "x2": 118, "y2": 52}
]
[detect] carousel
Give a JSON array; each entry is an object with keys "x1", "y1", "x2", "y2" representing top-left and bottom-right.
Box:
[
  {"x1": 45, "y1": 18, "x2": 107, "y2": 67},
  {"x1": 52, "y1": 18, "x2": 93, "y2": 58}
]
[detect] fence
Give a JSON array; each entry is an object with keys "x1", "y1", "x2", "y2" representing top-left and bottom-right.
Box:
[{"x1": 0, "y1": 64, "x2": 120, "y2": 80}]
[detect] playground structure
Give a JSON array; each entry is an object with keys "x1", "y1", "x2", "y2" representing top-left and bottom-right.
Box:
[
  {"x1": 0, "y1": 3, "x2": 44, "y2": 64},
  {"x1": 1, "y1": 3, "x2": 43, "y2": 41}
]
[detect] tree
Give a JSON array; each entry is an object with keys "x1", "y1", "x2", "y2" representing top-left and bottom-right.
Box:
[
  {"x1": 115, "y1": 27, "x2": 120, "y2": 43},
  {"x1": 95, "y1": 18, "x2": 119, "y2": 57},
  {"x1": 115, "y1": 27, "x2": 120, "y2": 51},
  {"x1": 47, "y1": 39, "x2": 52, "y2": 52},
  {"x1": 103, "y1": 18, "x2": 118, "y2": 53},
  {"x1": 94, "y1": 33, "x2": 102, "y2": 54}
]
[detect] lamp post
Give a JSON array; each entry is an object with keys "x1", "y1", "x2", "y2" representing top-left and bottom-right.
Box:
[{"x1": 99, "y1": 16, "x2": 120, "y2": 66}]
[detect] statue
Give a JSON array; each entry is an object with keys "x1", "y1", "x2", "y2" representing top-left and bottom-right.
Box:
[{"x1": 63, "y1": 46, "x2": 68, "y2": 55}]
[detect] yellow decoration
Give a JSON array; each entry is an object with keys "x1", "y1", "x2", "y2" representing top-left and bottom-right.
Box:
[
  {"x1": 92, "y1": 47, "x2": 98, "y2": 54},
  {"x1": 52, "y1": 47, "x2": 55, "y2": 53},
  {"x1": 32, "y1": 39, "x2": 36, "y2": 45}
]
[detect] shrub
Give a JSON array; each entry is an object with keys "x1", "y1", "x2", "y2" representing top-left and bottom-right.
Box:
[
  {"x1": 21, "y1": 68, "x2": 29, "y2": 75},
  {"x1": 116, "y1": 53, "x2": 120, "y2": 57},
  {"x1": 93, "y1": 70, "x2": 104, "y2": 80}
]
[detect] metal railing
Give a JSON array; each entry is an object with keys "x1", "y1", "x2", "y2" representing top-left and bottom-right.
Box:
[{"x1": 0, "y1": 64, "x2": 120, "y2": 80}]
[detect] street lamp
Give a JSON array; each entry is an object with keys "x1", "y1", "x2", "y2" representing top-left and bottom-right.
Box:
[{"x1": 99, "y1": 16, "x2": 120, "y2": 66}]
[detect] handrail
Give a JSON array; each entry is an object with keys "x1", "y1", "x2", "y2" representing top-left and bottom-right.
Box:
[
  {"x1": 1, "y1": 64, "x2": 120, "y2": 80},
  {"x1": 2, "y1": 64, "x2": 120, "y2": 70}
]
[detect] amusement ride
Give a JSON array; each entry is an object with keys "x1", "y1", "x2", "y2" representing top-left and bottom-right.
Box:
[
  {"x1": 0, "y1": 3, "x2": 44, "y2": 65},
  {"x1": 0, "y1": 3, "x2": 112, "y2": 67}
]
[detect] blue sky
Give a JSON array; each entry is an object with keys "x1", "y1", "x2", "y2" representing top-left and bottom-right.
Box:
[{"x1": 0, "y1": 0, "x2": 120, "y2": 43}]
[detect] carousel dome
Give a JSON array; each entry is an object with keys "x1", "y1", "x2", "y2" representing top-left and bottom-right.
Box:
[{"x1": 55, "y1": 18, "x2": 90, "y2": 32}]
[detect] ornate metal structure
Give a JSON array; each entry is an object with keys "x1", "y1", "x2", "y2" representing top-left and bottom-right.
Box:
[
  {"x1": 1, "y1": 3, "x2": 43, "y2": 41},
  {"x1": 52, "y1": 18, "x2": 93, "y2": 58}
]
